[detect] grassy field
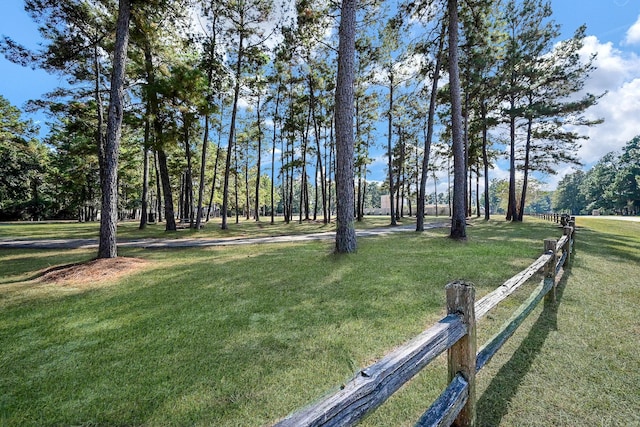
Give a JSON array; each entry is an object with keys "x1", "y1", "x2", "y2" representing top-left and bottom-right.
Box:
[
  {"x1": 0, "y1": 215, "x2": 435, "y2": 241},
  {"x1": 0, "y1": 217, "x2": 638, "y2": 426}
]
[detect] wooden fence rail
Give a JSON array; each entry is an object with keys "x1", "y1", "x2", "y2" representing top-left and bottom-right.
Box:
[
  {"x1": 532, "y1": 212, "x2": 574, "y2": 227},
  {"x1": 273, "y1": 223, "x2": 575, "y2": 427}
]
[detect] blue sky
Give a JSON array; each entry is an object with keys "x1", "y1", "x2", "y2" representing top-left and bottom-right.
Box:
[{"x1": 1, "y1": 0, "x2": 639, "y2": 190}]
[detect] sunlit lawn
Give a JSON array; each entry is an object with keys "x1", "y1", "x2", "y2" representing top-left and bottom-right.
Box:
[
  {"x1": 1, "y1": 217, "x2": 638, "y2": 426},
  {"x1": 0, "y1": 215, "x2": 438, "y2": 241}
]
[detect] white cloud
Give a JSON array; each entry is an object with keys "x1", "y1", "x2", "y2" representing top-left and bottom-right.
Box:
[
  {"x1": 569, "y1": 36, "x2": 640, "y2": 164},
  {"x1": 624, "y1": 15, "x2": 640, "y2": 45}
]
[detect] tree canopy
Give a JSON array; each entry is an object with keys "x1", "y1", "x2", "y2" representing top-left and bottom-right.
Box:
[{"x1": 0, "y1": 0, "x2": 612, "y2": 236}]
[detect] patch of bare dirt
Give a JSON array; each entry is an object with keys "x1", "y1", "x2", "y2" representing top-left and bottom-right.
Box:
[{"x1": 39, "y1": 257, "x2": 150, "y2": 289}]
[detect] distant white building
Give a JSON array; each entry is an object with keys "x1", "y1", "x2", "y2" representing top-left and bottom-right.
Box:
[
  {"x1": 380, "y1": 195, "x2": 407, "y2": 215},
  {"x1": 379, "y1": 195, "x2": 450, "y2": 216}
]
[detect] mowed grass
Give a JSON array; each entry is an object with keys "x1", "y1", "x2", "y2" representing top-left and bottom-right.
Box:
[
  {"x1": 0, "y1": 217, "x2": 638, "y2": 425},
  {"x1": 474, "y1": 217, "x2": 640, "y2": 426},
  {"x1": 0, "y1": 215, "x2": 434, "y2": 241}
]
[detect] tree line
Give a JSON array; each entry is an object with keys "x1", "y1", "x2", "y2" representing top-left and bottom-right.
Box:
[
  {"x1": 553, "y1": 136, "x2": 640, "y2": 216},
  {"x1": 0, "y1": 0, "x2": 603, "y2": 254}
]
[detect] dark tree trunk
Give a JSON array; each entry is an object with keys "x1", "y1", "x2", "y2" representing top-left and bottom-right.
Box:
[
  {"x1": 139, "y1": 108, "x2": 151, "y2": 229},
  {"x1": 328, "y1": 121, "x2": 334, "y2": 223},
  {"x1": 196, "y1": 112, "x2": 209, "y2": 229},
  {"x1": 182, "y1": 115, "x2": 194, "y2": 227},
  {"x1": 207, "y1": 103, "x2": 224, "y2": 222},
  {"x1": 506, "y1": 100, "x2": 518, "y2": 221},
  {"x1": 254, "y1": 92, "x2": 262, "y2": 221},
  {"x1": 517, "y1": 116, "x2": 533, "y2": 221},
  {"x1": 196, "y1": 26, "x2": 218, "y2": 229},
  {"x1": 334, "y1": 0, "x2": 357, "y2": 253},
  {"x1": 206, "y1": 144, "x2": 220, "y2": 221},
  {"x1": 482, "y1": 101, "x2": 491, "y2": 220},
  {"x1": 139, "y1": 134, "x2": 149, "y2": 229},
  {"x1": 222, "y1": 30, "x2": 243, "y2": 230},
  {"x1": 476, "y1": 170, "x2": 480, "y2": 217},
  {"x1": 448, "y1": 0, "x2": 467, "y2": 240},
  {"x1": 234, "y1": 137, "x2": 239, "y2": 224},
  {"x1": 387, "y1": 75, "x2": 396, "y2": 226},
  {"x1": 95, "y1": 38, "x2": 106, "y2": 198},
  {"x1": 270, "y1": 82, "x2": 280, "y2": 224},
  {"x1": 157, "y1": 149, "x2": 176, "y2": 231},
  {"x1": 415, "y1": 31, "x2": 441, "y2": 231},
  {"x1": 154, "y1": 150, "x2": 162, "y2": 222},
  {"x1": 310, "y1": 80, "x2": 327, "y2": 223},
  {"x1": 98, "y1": 0, "x2": 130, "y2": 259},
  {"x1": 245, "y1": 144, "x2": 250, "y2": 220}
]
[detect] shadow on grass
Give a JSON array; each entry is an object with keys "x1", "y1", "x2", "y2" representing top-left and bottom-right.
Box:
[
  {"x1": 476, "y1": 273, "x2": 568, "y2": 426},
  {"x1": 576, "y1": 227, "x2": 640, "y2": 264}
]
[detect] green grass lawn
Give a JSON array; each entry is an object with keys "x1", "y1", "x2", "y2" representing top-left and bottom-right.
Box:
[
  {"x1": 0, "y1": 215, "x2": 431, "y2": 241},
  {"x1": 1, "y1": 217, "x2": 638, "y2": 426}
]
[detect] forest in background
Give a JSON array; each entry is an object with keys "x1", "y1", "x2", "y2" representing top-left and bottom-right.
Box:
[{"x1": 1, "y1": 0, "x2": 638, "y2": 226}]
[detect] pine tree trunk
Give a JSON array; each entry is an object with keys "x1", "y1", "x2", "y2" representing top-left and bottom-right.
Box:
[
  {"x1": 448, "y1": 0, "x2": 467, "y2": 240},
  {"x1": 139, "y1": 137, "x2": 149, "y2": 230},
  {"x1": 207, "y1": 103, "x2": 224, "y2": 222},
  {"x1": 196, "y1": 113, "x2": 209, "y2": 229},
  {"x1": 182, "y1": 116, "x2": 194, "y2": 227},
  {"x1": 311, "y1": 85, "x2": 327, "y2": 223},
  {"x1": 482, "y1": 101, "x2": 490, "y2": 220},
  {"x1": 94, "y1": 40, "x2": 106, "y2": 201},
  {"x1": 506, "y1": 101, "x2": 518, "y2": 221},
  {"x1": 518, "y1": 116, "x2": 533, "y2": 222},
  {"x1": 206, "y1": 144, "x2": 220, "y2": 221},
  {"x1": 270, "y1": 83, "x2": 280, "y2": 224},
  {"x1": 476, "y1": 171, "x2": 480, "y2": 217},
  {"x1": 158, "y1": 149, "x2": 176, "y2": 231},
  {"x1": 334, "y1": 0, "x2": 357, "y2": 253},
  {"x1": 154, "y1": 150, "x2": 162, "y2": 222},
  {"x1": 222, "y1": 31, "x2": 243, "y2": 230},
  {"x1": 417, "y1": 22, "x2": 444, "y2": 231},
  {"x1": 387, "y1": 75, "x2": 396, "y2": 226},
  {"x1": 98, "y1": 0, "x2": 130, "y2": 259},
  {"x1": 254, "y1": 92, "x2": 262, "y2": 221}
]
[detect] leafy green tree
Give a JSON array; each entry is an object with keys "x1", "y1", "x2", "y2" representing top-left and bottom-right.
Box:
[
  {"x1": 515, "y1": 25, "x2": 601, "y2": 221},
  {"x1": 458, "y1": 0, "x2": 504, "y2": 220},
  {"x1": 1, "y1": 0, "x2": 113, "y2": 165},
  {"x1": 486, "y1": 178, "x2": 509, "y2": 214},
  {"x1": 46, "y1": 101, "x2": 102, "y2": 220},
  {"x1": 499, "y1": 0, "x2": 556, "y2": 222},
  {"x1": 0, "y1": 96, "x2": 46, "y2": 220},
  {"x1": 581, "y1": 152, "x2": 619, "y2": 213},
  {"x1": 496, "y1": 0, "x2": 601, "y2": 222},
  {"x1": 553, "y1": 169, "x2": 587, "y2": 214},
  {"x1": 130, "y1": 0, "x2": 193, "y2": 232},
  {"x1": 615, "y1": 136, "x2": 640, "y2": 214}
]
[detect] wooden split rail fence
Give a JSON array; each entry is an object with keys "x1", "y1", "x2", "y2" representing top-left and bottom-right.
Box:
[
  {"x1": 274, "y1": 218, "x2": 576, "y2": 427},
  {"x1": 533, "y1": 212, "x2": 573, "y2": 226}
]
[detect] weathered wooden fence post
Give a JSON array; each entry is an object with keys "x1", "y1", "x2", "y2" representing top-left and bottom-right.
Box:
[
  {"x1": 563, "y1": 226, "x2": 573, "y2": 264},
  {"x1": 543, "y1": 239, "x2": 557, "y2": 304},
  {"x1": 446, "y1": 281, "x2": 476, "y2": 427},
  {"x1": 569, "y1": 217, "x2": 576, "y2": 254}
]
